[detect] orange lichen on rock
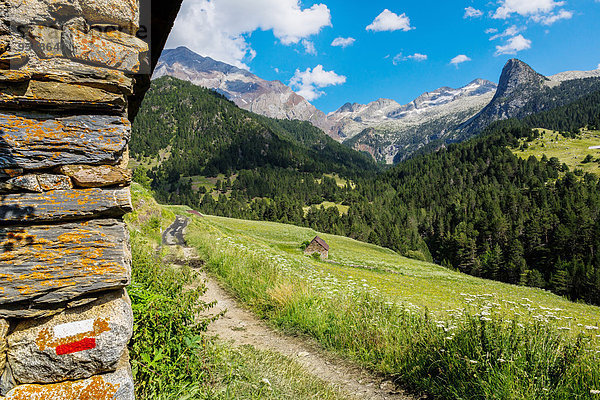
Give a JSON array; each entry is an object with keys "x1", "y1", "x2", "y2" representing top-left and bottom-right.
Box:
[{"x1": 5, "y1": 376, "x2": 119, "y2": 400}]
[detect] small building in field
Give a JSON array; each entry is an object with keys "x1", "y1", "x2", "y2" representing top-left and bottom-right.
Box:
[{"x1": 304, "y1": 236, "x2": 329, "y2": 259}]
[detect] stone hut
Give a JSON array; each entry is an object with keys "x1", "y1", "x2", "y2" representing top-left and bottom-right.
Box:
[{"x1": 304, "y1": 236, "x2": 329, "y2": 259}]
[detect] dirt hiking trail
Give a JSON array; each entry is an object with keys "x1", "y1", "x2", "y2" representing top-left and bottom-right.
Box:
[{"x1": 167, "y1": 218, "x2": 418, "y2": 400}]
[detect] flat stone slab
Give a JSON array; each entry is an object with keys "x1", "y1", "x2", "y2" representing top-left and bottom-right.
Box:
[
  {"x1": 58, "y1": 165, "x2": 131, "y2": 188},
  {"x1": 0, "y1": 62, "x2": 134, "y2": 96},
  {"x1": 4, "y1": 350, "x2": 133, "y2": 399},
  {"x1": 63, "y1": 27, "x2": 147, "y2": 73},
  {"x1": 0, "y1": 113, "x2": 130, "y2": 169},
  {"x1": 0, "y1": 80, "x2": 126, "y2": 113},
  {"x1": 7, "y1": 290, "x2": 133, "y2": 385},
  {"x1": 0, "y1": 187, "x2": 132, "y2": 224},
  {"x1": 3, "y1": 174, "x2": 72, "y2": 192},
  {"x1": 82, "y1": 0, "x2": 140, "y2": 33},
  {"x1": 0, "y1": 219, "x2": 131, "y2": 317}
]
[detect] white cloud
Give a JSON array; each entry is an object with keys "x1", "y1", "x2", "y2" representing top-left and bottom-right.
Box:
[
  {"x1": 165, "y1": 0, "x2": 332, "y2": 69},
  {"x1": 302, "y1": 39, "x2": 317, "y2": 55},
  {"x1": 493, "y1": 0, "x2": 564, "y2": 19},
  {"x1": 597, "y1": 64, "x2": 600, "y2": 70},
  {"x1": 407, "y1": 53, "x2": 428, "y2": 61},
  {"x1": 289, "y1": 65, "x2": 346, "y2": 101},
  {"x1": 495, "y1": 34, "x2": 532, "y2": 55},
  {"x1": 366, "y1": 9, "x2": 414, "y2": 32},
  {"x1": 331, "y1": 37, "x2": 356, "y2": 48},
  {"x1": 485, "y1": 28, "x2": 499, "y2": 34},
  {"x1": 450, "y1": 54, "x2": 472, "y2": 66},
  {"x1": 493, "y1": 0, "x2": 572, "y2": 25},
  {"x1": 531, "y1": 9, "x2": 572, "y2": 25},
  {"x1": 489, "y1": 25, "x2": 522, "y2": 40},
  {"x1": 464, "y1": 7, "x2": 483, "y2": 18},
  {"x1": 393, "y1": 53, "x2": 428, "y2": 65}
]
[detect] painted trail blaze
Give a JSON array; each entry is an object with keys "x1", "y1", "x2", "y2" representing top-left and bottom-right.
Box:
[{"x1": 56, "y1": 337, "x2": 96, "y2": 355}]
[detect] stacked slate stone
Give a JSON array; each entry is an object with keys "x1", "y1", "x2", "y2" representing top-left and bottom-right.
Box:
[{"x1": 0, "y1": 0, "x2": 146, "y2": 398}]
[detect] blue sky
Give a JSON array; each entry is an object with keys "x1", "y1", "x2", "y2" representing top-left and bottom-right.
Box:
[{"x1": 166, "y1": 0, "x2": 600, "y2": 113}]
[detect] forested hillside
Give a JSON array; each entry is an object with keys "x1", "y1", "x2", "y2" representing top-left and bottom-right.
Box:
[
  {"x1": 132, "y1": 82, "x2": 600, "y2": 305},
  {"x1": 131, "y1": 77, "x2": 377, "y2": 205}
]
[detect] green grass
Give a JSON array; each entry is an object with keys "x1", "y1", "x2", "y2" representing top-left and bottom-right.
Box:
[
  {"x1": 192, "y1": 215, "x2": 600, "y2": 332},
  {"x1": 319, "y1": 173, "x2": 355, "y2": 188},
  {"x1": 127, "y1": 184, "x2": 347, "y2": 400},
  {"x1": 303, "y1": 201, "x2": 350, "y2": 216},
  {"x1": 190, "y1": 174, "x2": 236, "y2": 192},
  {"x1": 129, "y1": 146, "x2": 173, "y2": 171},
  {"x1": 513, "y1": 129, "x2": 600, "y2": 176},
  {"x1": 172, "y1": 207, "x2": 600, "y2": 399},
  {"x1": 129, "y1": 184, "x2": 600, "y2": 399}
]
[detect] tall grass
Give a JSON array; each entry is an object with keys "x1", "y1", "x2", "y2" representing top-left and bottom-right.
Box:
[
  {"x1": 187, "y1": 219, "x2": 600, "y2": 400},
  {"x1": 127, "y1": 185, "x2": 348, "y2": 399}
]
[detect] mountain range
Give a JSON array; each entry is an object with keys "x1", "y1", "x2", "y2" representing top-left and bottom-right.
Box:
[
  {"x1": 154, "y1": 47, "x2": 600, "y2": 163},
  {"x1": 154, "y1": 47, "x2": 330, "y2": 132}
]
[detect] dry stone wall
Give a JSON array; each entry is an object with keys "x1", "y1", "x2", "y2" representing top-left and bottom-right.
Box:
[{"x1": 0, "y1": 0, "x2": 172, "y2": 397}]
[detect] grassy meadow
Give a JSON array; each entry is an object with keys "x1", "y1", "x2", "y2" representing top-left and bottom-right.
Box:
[
  {"x1": 513, "y1": 129, "x2": 600, "y2": 176},
  {"x1": 302, "y1": 201, "x2": 350, "y2": 216},
  {"x1": 175, "y1": 206, "x2": 600, "y2": 399},
  {"x1": 191, "y1": 214, "x2": 600, "y2": 332}
]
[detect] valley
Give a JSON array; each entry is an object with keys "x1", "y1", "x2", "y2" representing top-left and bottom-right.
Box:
[
  {"x1": 128, "y1": 183, "x2": 600, "y2": 399},
  {"x1": 132, "y1": 48, "x2": 600, "y2": 399}
]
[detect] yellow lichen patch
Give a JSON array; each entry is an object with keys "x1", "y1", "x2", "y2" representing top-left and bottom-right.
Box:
[{"x1": 6, "y1": 375, "x2": 118, "y2": 400}]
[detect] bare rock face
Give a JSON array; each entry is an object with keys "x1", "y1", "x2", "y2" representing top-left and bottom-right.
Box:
[
  {"x1": 0, "y1": 319, "x2": 8, "y2": 373},
  {"x1": 0, "y1": 219, "x2": 131, "y2": 318},
  {"x1": 7, "y1": 290, "x2": 133, "y2": 385},
  {"x1": 0, "y1": 113, "x2": 130, "y2": 170},
  {"x1": 0, "y1": 187, "x2": 132, "y2": 223},
  {"x1": 58, "y1": 165, "x2": 131, "y2": 188}
]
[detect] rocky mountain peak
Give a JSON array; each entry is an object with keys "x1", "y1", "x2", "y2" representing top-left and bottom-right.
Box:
[
  {"x1": 337, "y1": 102, "x2": 363, "y2": 113},
  {"x1": 496, "y1": 59, "x2": 548, "y2": 98},
  {"x1": 156, "y1": 47, "x2": 250, "y2": 77},
  {"x1": 154, "y1": 47, "x2": 330, "y2": 132}
]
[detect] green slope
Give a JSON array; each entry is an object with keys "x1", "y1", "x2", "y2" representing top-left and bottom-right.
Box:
[
  {"x1": 131, "y1": 76, "x2": 377, "y2": 177},
  {"x1": 513, "y1": 128, "x2": 600, "y2": 176},
  {"x1": 182, "y1": 209, "x2": 600, "y2": 331}
]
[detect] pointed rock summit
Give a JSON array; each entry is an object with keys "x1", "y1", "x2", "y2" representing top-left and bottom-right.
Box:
[
  {"x1": 457, "y1": 58, "x2": 600, "y2": 138},
  {"x1": 495, "y1": 59, "x2": 548, "y2": 99}
]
